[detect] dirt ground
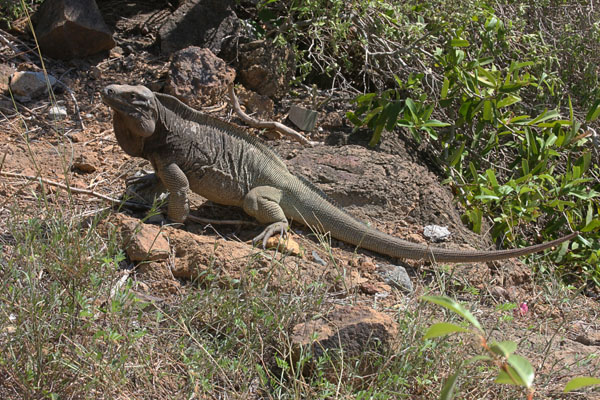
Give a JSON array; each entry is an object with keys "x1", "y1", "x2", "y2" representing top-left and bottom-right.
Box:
[{"x1": 0, "y1": 2, "x2": 599, "y2": 399}]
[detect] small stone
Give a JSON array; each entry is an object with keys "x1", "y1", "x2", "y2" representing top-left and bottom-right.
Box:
[
  {"x1": 288, "y1": 105, "x2": 319, "y2": 132},
  {"x1": 110, "y1": 46, "x2": 124, "y2": 58},
  {"x1": 48, "y1": 105, "x2": 67, "y2": 120},
  {"x1": 376, "y1": 264, "x2": 413, "y2": 293},
  {"x1": 423, "y1": 225, "x2": 451, "y2": 242},
  {"x1": 71, "y1": 154, "x2": 97, "y2": 173},
  {"x1": 89, "y1": 66, "x2": 102, "y2": 80},
  {"x1": 490, "y1": 285, "x2": 509, "y2": 301},
  {"x1": 360, "y1": 281, "x2": 392, "y2": 295},
  {"x1": 265, "y1": 234, "x2": 301, "y2": 256},
  {"x1": 311, "y1": 251, "x2": 327, "y2": 266}
]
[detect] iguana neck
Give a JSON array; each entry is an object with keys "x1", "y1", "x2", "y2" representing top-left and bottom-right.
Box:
[{"x1": 113, "y1": 111, "x2": 146, "y2": 157}]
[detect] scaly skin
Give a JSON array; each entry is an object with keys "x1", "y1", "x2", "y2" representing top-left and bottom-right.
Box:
[{"x1": 101, "y1": 84, "x2": 578, "y2": 263}]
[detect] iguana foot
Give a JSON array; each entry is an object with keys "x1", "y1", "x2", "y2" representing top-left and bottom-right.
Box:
[
  {"x1": 252, "y1": 222, "x2": 288, "y2": 249},
  {"x1": 126, "y1": 172, "x2": 158, "y2": 188}
]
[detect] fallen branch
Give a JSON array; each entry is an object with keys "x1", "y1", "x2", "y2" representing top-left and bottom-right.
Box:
[
  {"x1": 227, "y1": 84, "x2": 314, "y2": 146},
  {"x1": 0, "y1": 171, "x2": 256, "y2": 226}
]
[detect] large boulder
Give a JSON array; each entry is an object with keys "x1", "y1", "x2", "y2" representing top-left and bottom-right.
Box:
[
  {"x1": 164, "y1": 47, "x2": 235, "y2": 108},
  {"x1": 158, "y1": 0, "x2": 242, "y2": 56},
  {"x1": 226, "y1": 40, "x2": 295, "y2": 99},
  {"x1": 33, "y1": 0, "x2": 115, "y2": 60}
]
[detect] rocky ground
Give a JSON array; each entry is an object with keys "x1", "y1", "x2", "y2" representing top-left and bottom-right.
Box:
[{"x1": 0, "y1": 1, "x2": 599, "y2": 399}]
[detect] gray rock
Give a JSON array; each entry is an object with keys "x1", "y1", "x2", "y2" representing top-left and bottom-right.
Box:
[
  {"x1": 376, "y1": 264, "x2": 413, "y2": 293},
  {"x1": 48, "y1": 105, "x2": 67, "y2": 120},
  {"x1": 158, "y1": 0, "x2": 242, "y2": 55},
  {"x1": 33, "y1": 0, "x2": 115, "y2": 60},
  {"x1": 164, "y1": 47, "x2": 235, "y2": 107},
  {"x1": 288, "y1": 105, "x2": 319, "y2": 132},
  {"x1": 423, "y1": 224, "x2": 451, "y2": 242},
  {"x1": 9, "y1": 71, "x2": 57, "y2": 101}
]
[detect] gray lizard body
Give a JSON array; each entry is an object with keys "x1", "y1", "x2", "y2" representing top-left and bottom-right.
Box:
[{"x1": 101, "y1": 84, "x2": 577, "y2": 263}]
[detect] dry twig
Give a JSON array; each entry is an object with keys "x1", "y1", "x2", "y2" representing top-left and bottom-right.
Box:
[{"x1": 227, "y1": 84, "x2": 314, "y2": 146}]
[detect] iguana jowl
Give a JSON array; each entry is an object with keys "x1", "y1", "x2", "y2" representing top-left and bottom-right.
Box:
[{"x1": 101, "y1": 84, "x2": 577, "y2": 263}]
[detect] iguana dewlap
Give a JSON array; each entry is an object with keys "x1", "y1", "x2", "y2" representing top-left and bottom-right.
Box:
[{"x1": 101, "y1": 84, "x2": 577, "y2": 263}]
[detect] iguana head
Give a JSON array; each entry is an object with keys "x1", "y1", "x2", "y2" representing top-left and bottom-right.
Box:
[
  {"x1": 102, "y1": 84, "x2": 159, "y2": 156},
  {"x1": 102, "y1": 84, "x2": 158, "y2": 137}
]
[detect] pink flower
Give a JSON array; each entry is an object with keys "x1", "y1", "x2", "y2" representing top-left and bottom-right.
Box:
[{"x1": 514, "y1": 302, "x2": 528, "y2": 317}]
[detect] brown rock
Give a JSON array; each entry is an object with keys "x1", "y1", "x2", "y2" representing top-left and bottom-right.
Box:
[
  {"x1": 164, "y1": 47, "x2": 235, "y2": 107},
  {"x1": 72, "y1": 153, "x2": 98, "y2": 173},
  {"x1": 166, "y1": 227, "x2": 255, "y2": 279},
  {"x1": 236, "y1": 87, "x2": 274, "y2": 118},
  {"x1": 33, "y1": 0, "x2": 115, "y2": 60},
  {"x1": 360, "y1": 281, "x2": 392, "y2": 295},
  {"x1": 264, "y1": 234, "x2": 302, "y2": 256},
  {"x1": 229, "y1": 40, "x2": 295, "y2": 99},
  {"x1": 119, "y1": 217, "x2": 170, "y2": 262},
  {"x1": 291, "y1": 305, "x2": 398, "y2": 375}
]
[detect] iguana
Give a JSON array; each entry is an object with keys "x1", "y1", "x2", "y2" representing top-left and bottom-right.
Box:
[{"x1": 101, "y1": 84, "x2": 577, "y2": 263}]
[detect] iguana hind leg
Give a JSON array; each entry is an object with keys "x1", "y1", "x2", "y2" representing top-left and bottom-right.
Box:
[{"x1": 243, "y1": 186, "x2": 288, "y2": 247}]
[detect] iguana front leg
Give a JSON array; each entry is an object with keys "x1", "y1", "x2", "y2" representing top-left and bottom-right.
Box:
[
  {"x1": 154, "y1": 160, "x2": 190, "y2": 223},
  {"x1": 243, "y1": 186, "x2": 289, "y2": 247}
]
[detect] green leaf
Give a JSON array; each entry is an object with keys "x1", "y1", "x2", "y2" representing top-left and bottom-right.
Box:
[
  {"x1": 495, "y1": 368, "x2": 524, "y2": 386},
  {"x1": 424, "y1": 322, "x2": 471, "y2": 339},
  {"x1": 497, "y1": 94, "x2": 521, "y2": 108},
  {"x1": 448, "y1": 142, "x2": 466, "y2": 167},
  {"x1": 507, "y1": 354, "x2": 535, "y2": 388},
  {"x1": 440, "y1": 370, "x2": 461, "y2": 400},
  {"x1": 581, "y1": 220, "x2": 600, "y2": 233},
  {"x1": 528, "y1": 109, "x2": 560, "y2": 125},
  {"x1": 585, "y1": 99, "x2": 600, "y2": 122},
  {"x1": 450, "y1": 38, "x2": 470, "y2": 47},
  {"x1": 465, "y1": 355, "x2": 492, "y2": 365},
  {"x1": 405, "y1": 98, "x2": 418, "y2": 121},
  {"x1": 420, "y1": 296, "x2": 483, "y2": 332},
  {"x1": 485, "y1": 169, "x2": 499, "y2": 187},
  {"x1": 441, "y1": 77, "x2": 450, "y2": 99},
  {"x1": 369, "y1": 122, "x2": 385, "y2": 147},
  {"x1": 384, "y1": 102, "x2": 404, "y2": 131},
  {"x1": 489, "y1": 341, "x2": 518, "y2": 357},
  {"x1": 564, "y1": 377, "x2": 600, "y2": 392},
  {"x1": 422, "y1": 119, "x2": 451, "y2": 127},
  {"x1": 483, "y1": 100, "x2": 492, "y2": 121}
]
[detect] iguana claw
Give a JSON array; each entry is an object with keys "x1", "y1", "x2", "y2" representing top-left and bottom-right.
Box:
[
  {"x1": 126, "y1": 172, "x2": 158, "y2": 188},
  {"x1": 252, "y1": 222, "x2": 288, "y2": 249}
]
